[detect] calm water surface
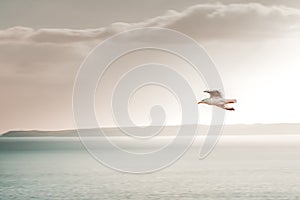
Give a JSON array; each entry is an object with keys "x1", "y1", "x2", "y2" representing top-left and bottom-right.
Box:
[{"x1": 1, "y1": 135, "x2": 300, "y2": 200}]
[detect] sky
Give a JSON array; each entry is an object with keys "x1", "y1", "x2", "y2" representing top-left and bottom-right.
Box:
[{"x1": 0, "y1": 0, "x2": 300, "y2": 133}]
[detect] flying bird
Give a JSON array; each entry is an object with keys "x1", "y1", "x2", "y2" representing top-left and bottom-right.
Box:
[{"x1": 198, "y1": 90, "x2": 237, "y2": 111}]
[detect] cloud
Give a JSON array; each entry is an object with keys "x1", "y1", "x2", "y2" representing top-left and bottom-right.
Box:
[
  {"x1": 1, "y1": 2, "x2": 299, "y2": 97},
  {"x1": 165, "y1": 3, "x2": 300, "y2": 39},
  {"x1": 0, "y1": 3, "x2": 299, "y2": 44}
]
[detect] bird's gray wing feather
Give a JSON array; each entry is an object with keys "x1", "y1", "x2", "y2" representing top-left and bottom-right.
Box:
[{"x1": 205, "y1": 90, "x2": 223, "y2": 98}]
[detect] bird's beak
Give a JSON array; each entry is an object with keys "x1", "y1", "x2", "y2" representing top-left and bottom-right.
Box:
[{"x1": 203, "y1": 90, "x2": 209, "y2": 93}]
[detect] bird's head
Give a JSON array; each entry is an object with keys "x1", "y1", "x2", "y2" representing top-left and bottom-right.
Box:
[{"x1": 197, "y1": 98, "x2": 209, "y2": 104}]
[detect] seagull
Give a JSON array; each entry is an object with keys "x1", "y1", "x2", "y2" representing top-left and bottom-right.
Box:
[{"x1": 197, "y1": 90, "x2": 237, "y2": 111}]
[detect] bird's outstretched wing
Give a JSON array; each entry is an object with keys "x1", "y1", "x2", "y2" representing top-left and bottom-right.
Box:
[
  {"x1": 217, "y1": 104, "x2": 235, "y2": 111},
  {"x1": 204, "y1": 90, "x2": 223, "y2": 98}
]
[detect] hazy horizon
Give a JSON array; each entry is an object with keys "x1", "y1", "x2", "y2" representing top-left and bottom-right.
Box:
[{"x1": 2, "y1": 123, "x2": 300, "y2": 137}]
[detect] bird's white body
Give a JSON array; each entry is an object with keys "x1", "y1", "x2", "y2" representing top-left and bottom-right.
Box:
[{"x1": 198, "y1": 90, "x2": 237, "y2": 111}]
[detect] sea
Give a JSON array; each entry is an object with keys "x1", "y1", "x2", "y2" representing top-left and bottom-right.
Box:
[{"x1": 1, "y1": 135, "x2": 300, "y2": 200}]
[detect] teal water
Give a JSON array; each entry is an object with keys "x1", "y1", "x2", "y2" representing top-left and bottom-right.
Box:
[{"x1": 1, "y1": 136, "x2": 300, "y2": 200}]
